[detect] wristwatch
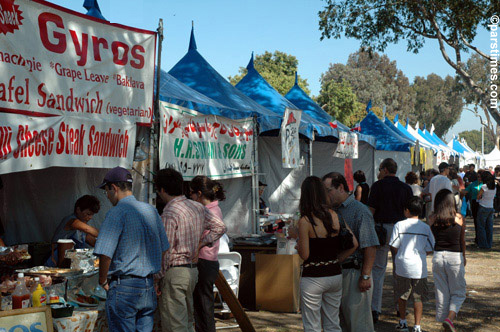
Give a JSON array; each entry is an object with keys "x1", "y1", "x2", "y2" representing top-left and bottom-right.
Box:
[{"x1": 361, "y1": 274, "x2": 371, "y2": 280}]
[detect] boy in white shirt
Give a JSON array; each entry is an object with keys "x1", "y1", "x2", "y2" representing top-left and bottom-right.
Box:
[{"x1": 390, "y1": 197, "x2": 435, "y2": 332}]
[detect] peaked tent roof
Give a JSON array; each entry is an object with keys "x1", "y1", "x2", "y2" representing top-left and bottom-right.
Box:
[
  {"x1": 391, "y1": 120, "x2": 435, "y2": 151},
  {"x1": 284, "y1": 75, "x2": 375, "y2": 146},
  {"x1": 235, "y1": 56, "x2": 335, "y2": 139},
  {"x1": 168, "y1": 28, "x2": 282, "y2": 133},
  {"x1": 430, "y1": 131, "x2": 460, "y2": 156},
  {"x1": 383, "y1": 118, "x2": 420, "y2": 146},
  {"x1": 284, "y1": 74, "x2": 331, "y2": 123},
  {"x1": 360, "y1": 112, "x2": 413, "y2": 151},
  {"x1": 484, "y1": 146, "x2": 500, "y2": 166},
  {"x1": 420, "y1": 129, "x2": 457, "y2": 156},
  {"x1": 448, "y1": 138, "x2": 471, "y2": 155},
  {"x1": 155, "y1": 68, "x2": 244, "y2": 118}
]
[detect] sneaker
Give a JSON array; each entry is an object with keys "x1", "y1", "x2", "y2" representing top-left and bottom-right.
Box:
[
  {"x1": 372, "y1": 310, "x2": 379, "y2": 324},
  {"x1": 443, "y1": 318, "x2": 456, "y2": 332},
  {"x1": 395, "y1": 322, "x2": 409, "y2": 331},
  {"x1": 412, "y1": 326, "x2": 422, "y2": 332}
]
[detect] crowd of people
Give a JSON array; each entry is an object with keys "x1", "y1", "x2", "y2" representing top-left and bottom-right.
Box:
[
  {"x1": 44, "y1": 160, "x2": 499, "y2": 332},
  {"x1": 295, "y1": 159, "x2": 497, "y2": 332}
]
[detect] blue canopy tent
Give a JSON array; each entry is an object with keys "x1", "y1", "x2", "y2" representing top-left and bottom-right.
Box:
[
  {"x1": 361, "y1": 112, "x2": 413, "y2": 152},
  {"x1": 430, "y1": 130, "x2": 460, "y2": 157},
  {"x1": 419, "y1": 127, "x2": 456, "y2": 157},
  {"x1": 284, "y1": 74, "x2": 376, "y2": 147},
  {"x1": 448, "y1": 138, "x2": 481, "y2": 167},
  {"x1": 155, "y1": 68, "x2": 243, "y2": 118},
  {"x1": 283, "y1": 74, "x2": 377, "y2": 184},
  {"x1": 360, "y1": 112, "x2": 414, "y2": 180},
  {"x1": 167, "y1": 27, "x2": 292, "y2": 234},
  {"x1": 383, "y1": 117, "x2": 420, "y2": 147},
  {"x1": 235, "y1": 56, "x2": 334, "y2": 140},
  {"x1": 168, "y1": 28, "x2": 282, "y2": 134},
  {"x1": 394, "y1": 119, "x2": 436, "y2": 151},
  {"x1": 234, "y1": 55, "x2": 337, "y2": 214}
]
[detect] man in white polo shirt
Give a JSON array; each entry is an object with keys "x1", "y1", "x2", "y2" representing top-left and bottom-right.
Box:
[{"x1": 429, "y1": 162, "x2": 452, "y2": 214}]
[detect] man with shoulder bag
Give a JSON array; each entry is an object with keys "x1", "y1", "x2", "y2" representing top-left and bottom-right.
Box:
[{"x1": 323, "y1": 172, "x2": 379, "y2": 332}]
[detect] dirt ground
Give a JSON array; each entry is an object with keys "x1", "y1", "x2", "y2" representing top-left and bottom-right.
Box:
[{"x1": 216, "y1": 217, "x2": 500, "y2": 332}]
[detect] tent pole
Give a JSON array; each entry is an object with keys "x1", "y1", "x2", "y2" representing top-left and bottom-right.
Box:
[
  {"x1": 252, "y1": 116, "x2": 260, "y2": 234},
  {"x1": 150, "y1": 18, "x2": 163, "y2": 205},
  {"x1": 309, "y1": 133, "x2": 314, "y2": 177}
]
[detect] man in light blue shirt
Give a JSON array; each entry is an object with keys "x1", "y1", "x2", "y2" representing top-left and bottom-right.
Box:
[{"x1": 94, "y1": 167, "x2": 169, "y2": 332}]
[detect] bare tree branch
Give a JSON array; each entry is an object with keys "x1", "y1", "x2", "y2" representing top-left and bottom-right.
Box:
[{"x1": 459, "y1": 32, "x2": 494, "y2": 62}]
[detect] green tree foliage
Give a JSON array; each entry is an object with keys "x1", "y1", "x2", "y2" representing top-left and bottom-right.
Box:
[
  {"x1": 412, "y1": 74, "x2": 464, "y2": 137},
  {"x1": 459, "y1": 54, "x2": 500, "y2": 146},
  {"x1": 317, "y1": 0, "x2": 500, "y2": 126},
  {"x1": 316, "y1": 80, "x2": 364, "y2": 127},
  {"x1": 319, "y1": 50, "x2": 414, "y2": 121},
  {"x1": 228, "y1": 51, "x2": 310, "y2": 96},
  {"x1": 458, "y1": 130, "x2": 495, "y2": 153}
]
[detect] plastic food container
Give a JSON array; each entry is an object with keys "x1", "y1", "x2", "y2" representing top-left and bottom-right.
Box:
[{"x1": 50, "y1": 303, "x2": 74, "y2": 318}]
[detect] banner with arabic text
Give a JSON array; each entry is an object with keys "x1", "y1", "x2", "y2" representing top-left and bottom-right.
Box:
[{"x1": 159, "y1": 102, "x2": 254, "y2": 180}]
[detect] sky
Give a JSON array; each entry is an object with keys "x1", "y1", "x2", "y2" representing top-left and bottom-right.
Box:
[{"x1": 49, "y1": 0, "x2": 493, "y2": 144}]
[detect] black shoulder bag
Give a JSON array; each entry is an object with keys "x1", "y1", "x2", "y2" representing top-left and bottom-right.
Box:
[{"x1": 336, "y1": 210, "x2": 355, "y2": 250}]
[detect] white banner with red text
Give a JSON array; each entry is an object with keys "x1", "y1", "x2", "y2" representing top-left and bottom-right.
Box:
[
  {"x1": 281, "y1": 108, "x2": 302, "y2": 168},
  {"x1": 0, "y1": 114, "x2": 136, "y2": 174},
  {"x1": 333, "y1": 131, "x2": 359, "y2": 159},
  {"x1": 159, "y1": 102, "x2": 254, "y2": 180},
  {"x1": 0, "y1": 0, "x2": 155, "y2": 124}
]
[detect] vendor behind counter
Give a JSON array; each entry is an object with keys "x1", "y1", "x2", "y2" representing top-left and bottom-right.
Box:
[
  {"x1": 259, "y1": 181, "x2": 269, "y2": 215},
  {"x1": 46, "y1": 195, "x2": 100, "y2": 267}
]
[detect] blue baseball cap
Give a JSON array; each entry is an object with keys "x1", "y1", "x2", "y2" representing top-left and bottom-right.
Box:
[{"x1": 98, "y1": 167, "x2": 133, "y2": 189}]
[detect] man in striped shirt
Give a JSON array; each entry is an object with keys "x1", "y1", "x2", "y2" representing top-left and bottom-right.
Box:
[{"x1": 155, "y1": 168, "x2": 226, "y2": 332}]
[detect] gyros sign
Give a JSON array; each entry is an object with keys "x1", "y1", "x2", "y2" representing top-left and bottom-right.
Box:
[{"x1": 0, "y1": 0, "x2": 155, "y2": 124}]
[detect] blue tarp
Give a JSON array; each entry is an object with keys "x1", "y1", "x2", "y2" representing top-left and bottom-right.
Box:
[
  {"x1": 360, "y1": 112, "x2": 413, "y2": 151},
  {"x1": 155, "y1": 68, "x2": 246, "y2": 118},
  {"x1": 235, "y1": 56, "x2": 335, "y2": 139},
  {"x1": 284, "y1": 77, "x2": 375, "y2": 146},
  {"x1": 168, "y1": 28, "x2": 282, "y2": 133}
]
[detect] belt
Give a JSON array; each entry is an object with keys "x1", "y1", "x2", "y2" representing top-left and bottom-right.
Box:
[
  {"x1": 341, "y1": 261, "x2": 361, "y2": 270},
  {"x1": 110, "y1": 274, "x2": 153, "y2": 281},
  {"x1": 170, "y1": 263, "x2": 197, "y2": 268}
]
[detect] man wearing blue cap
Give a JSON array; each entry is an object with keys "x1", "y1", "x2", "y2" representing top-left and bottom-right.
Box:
[{"x1": 94, "y1": 166, "x2": 170, "y2": 332}]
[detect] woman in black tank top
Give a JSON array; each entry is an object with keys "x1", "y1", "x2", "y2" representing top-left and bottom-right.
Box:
[
  {"x1": 354, "y1": 170, "x2": 370, "y2": 204},
  {"x1": 429, "y1": 189, "x2": 466, "y2": 332},
  {"x1": 297, "y1": 176, "x2": 358, "y2": 332}
]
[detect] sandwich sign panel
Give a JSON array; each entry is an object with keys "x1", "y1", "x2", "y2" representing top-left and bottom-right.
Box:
[{"x1": 0, "y1": 113, "x2": 136, "y2": 174}]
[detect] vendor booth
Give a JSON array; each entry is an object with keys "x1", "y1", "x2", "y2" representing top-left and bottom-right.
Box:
[
  {"x1": 359, "y1": 112, "x2": 414, "y2": 180},
  {"x1": 0, "y1": 0, "x2": 158, "y2": 330}
]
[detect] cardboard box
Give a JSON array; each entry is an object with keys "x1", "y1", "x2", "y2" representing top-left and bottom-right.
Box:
[{"x1": 255, "y1": 253, "x2": 301, "y2": 312}]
